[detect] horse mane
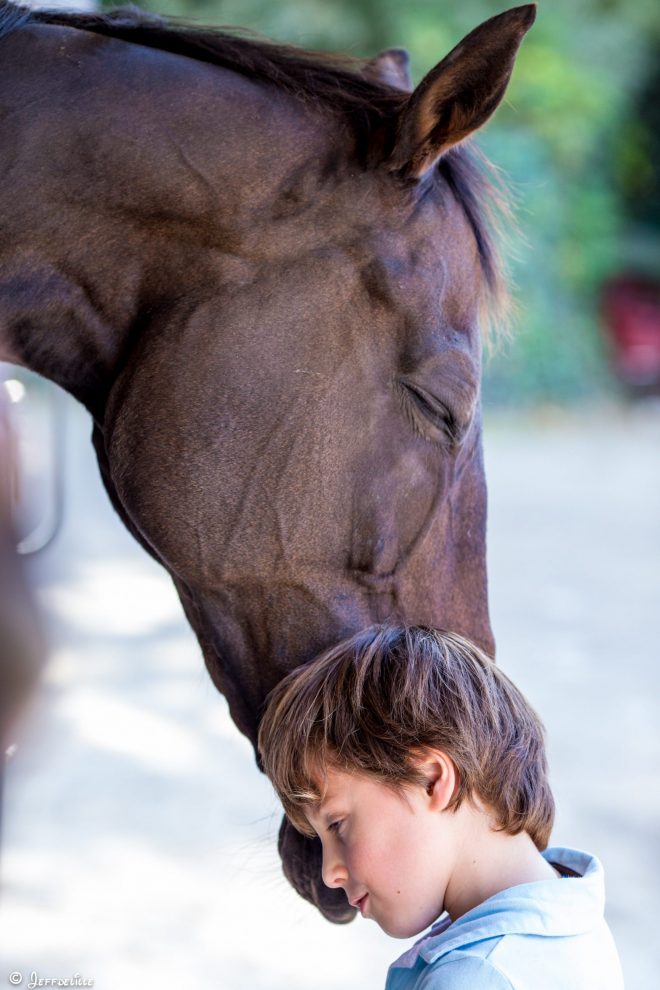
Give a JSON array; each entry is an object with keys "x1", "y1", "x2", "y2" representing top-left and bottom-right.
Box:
[
  {"x1": 0, "y1": 1, "x2": 511, "y2": 333},
  {"x1": 26, "y1": 3, "x2": 407, "y2": 125}
]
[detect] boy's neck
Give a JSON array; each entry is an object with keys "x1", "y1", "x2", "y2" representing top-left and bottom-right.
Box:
[{"x1": 444, "y1": 815, "x2": 557, "y2": 921}]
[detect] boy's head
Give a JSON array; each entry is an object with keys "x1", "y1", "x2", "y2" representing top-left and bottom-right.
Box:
[{"x1": 258, "y1": 624, "x2": 554, "y2": 852}]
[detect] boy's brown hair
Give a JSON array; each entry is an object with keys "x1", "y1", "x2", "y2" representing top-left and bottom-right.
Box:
[{"x1": 258, "y1": 625, "x2": 554, "y2": 850}]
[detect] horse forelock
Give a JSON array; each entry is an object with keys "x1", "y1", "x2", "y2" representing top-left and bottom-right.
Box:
[
  {"x1": 439, "y1": 147, "x2": 514, "y2": 345},
  {"x1": 0, "y1": 1, "x2": 511, "y2": 339}
]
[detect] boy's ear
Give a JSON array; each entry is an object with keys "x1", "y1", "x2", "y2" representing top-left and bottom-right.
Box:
[
  {"x1": 387, "y1": 4, "x2": 536, "y2": 179},
  {"x1": 414, "y1": 748, "x2": 458, "y2": 811}
]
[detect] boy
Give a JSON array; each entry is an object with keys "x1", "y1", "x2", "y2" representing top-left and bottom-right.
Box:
[{"x1": 258, "y1": 625, "x2": 623, "y2": 989}]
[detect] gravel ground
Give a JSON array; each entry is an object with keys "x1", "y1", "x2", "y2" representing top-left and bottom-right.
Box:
[{"x1": 1, "y1": 395, "x2": 658, "y2": 990}]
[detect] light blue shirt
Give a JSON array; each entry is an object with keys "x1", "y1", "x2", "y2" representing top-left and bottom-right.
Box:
[{"x1": 385, "y1": 847, "x2": 623, "y2": 990}]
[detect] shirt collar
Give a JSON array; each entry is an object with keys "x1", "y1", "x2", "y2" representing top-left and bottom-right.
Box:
[{"x1": 391, "y1": 847, "x2": 605, "y2": 971}]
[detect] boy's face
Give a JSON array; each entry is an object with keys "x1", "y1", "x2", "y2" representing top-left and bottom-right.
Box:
[{"x1": 305, "y1": 766, "x2": 455, "y2": 938}]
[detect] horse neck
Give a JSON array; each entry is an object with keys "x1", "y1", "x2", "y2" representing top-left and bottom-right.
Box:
[{"x1": 0, "y1": 21, "x2": 336, "y2": 421}]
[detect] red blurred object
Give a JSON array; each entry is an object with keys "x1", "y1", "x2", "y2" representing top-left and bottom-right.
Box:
[{"x1": 601, "y1": 275, "x2": 660, "y2": 388}]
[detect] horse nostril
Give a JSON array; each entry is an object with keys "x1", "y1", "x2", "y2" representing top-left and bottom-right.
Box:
[{"x1": 313, "y1": 879, "x2": 357, "y2": 924}]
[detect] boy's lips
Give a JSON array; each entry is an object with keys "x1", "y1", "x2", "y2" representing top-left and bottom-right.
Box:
[{"x1": 350, "y1": 893, "x2": 368, "y2": 915}]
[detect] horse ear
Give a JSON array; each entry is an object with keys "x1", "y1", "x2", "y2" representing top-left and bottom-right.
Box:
[
  {"x1": 364, "y1": 48, "x2": 413, "y2": 92},
  {"x1": 387, "y1": 4, "x2": 536, "y2": 179}
]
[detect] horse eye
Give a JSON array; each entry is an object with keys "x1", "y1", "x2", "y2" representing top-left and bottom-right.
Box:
[{"x1": 399, "y1": 378, "x2": 463, "y2": 446}]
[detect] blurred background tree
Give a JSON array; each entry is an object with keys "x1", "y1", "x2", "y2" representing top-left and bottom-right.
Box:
[{"x1": 110, "y1": 0, "x2": 660, "y2": 405}]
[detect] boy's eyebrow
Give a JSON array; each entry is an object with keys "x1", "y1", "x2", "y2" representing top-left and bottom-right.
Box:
[
  {"x1": 305, "y1": 796, "x2": 337, "y2": 831},
  {"x1": 306, "y1": 799, "x2": 328, "y2": 824},
  {"x1": 302, "y1": 809, "x2": 322, "y2": 837}
]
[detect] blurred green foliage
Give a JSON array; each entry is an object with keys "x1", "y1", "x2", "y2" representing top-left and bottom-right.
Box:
[{"x1": 119, "y1": 0, "x2": 660, "y2": 404}]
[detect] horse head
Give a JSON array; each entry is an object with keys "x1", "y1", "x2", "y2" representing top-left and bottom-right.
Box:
[{"x1": 0, "y1": 3, "x2": 535, "y2": 921}]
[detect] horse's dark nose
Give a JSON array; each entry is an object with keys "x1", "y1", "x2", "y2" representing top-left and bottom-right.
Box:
[{"x1": 278, "y1": 817, "x2": 357, "y2": 924}]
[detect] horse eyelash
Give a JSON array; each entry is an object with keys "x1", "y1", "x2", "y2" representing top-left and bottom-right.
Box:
[{"x1": 397, "y1": 380, "x2": 455, "y2": 448}]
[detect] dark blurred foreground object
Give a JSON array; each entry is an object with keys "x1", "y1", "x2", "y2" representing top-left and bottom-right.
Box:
[
  {"x1": 601, "y1": 275, "x2": 660, "y2": 393},
  {"x1": 0, "y1": 387, "x2": 44, "y2": 790}
]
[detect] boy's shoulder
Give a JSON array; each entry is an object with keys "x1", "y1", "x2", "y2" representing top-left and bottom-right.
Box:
[
  {"x1": 386, "y1": 848, "x2": 624, "y2": 990},
  {"x1": 397, "y1": 952, "x2": 514, "y2": 990}
]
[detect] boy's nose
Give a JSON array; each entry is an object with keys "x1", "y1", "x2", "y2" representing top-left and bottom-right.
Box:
[{"x1": 321, "y1": 847, "x2": 348, "y2": 889}]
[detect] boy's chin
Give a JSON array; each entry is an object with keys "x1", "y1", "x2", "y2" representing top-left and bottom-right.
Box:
[
  {"x1": 383, "y1": 922, "x2": 426, "y2": 939},
  {"x1": 379, "y1": 911, "x2": 442, "y2": 940}
]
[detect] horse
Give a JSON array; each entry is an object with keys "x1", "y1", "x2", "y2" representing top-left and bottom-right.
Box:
[{"x1": 0, "y1": 2, "x2": 535, "y2": 921}]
